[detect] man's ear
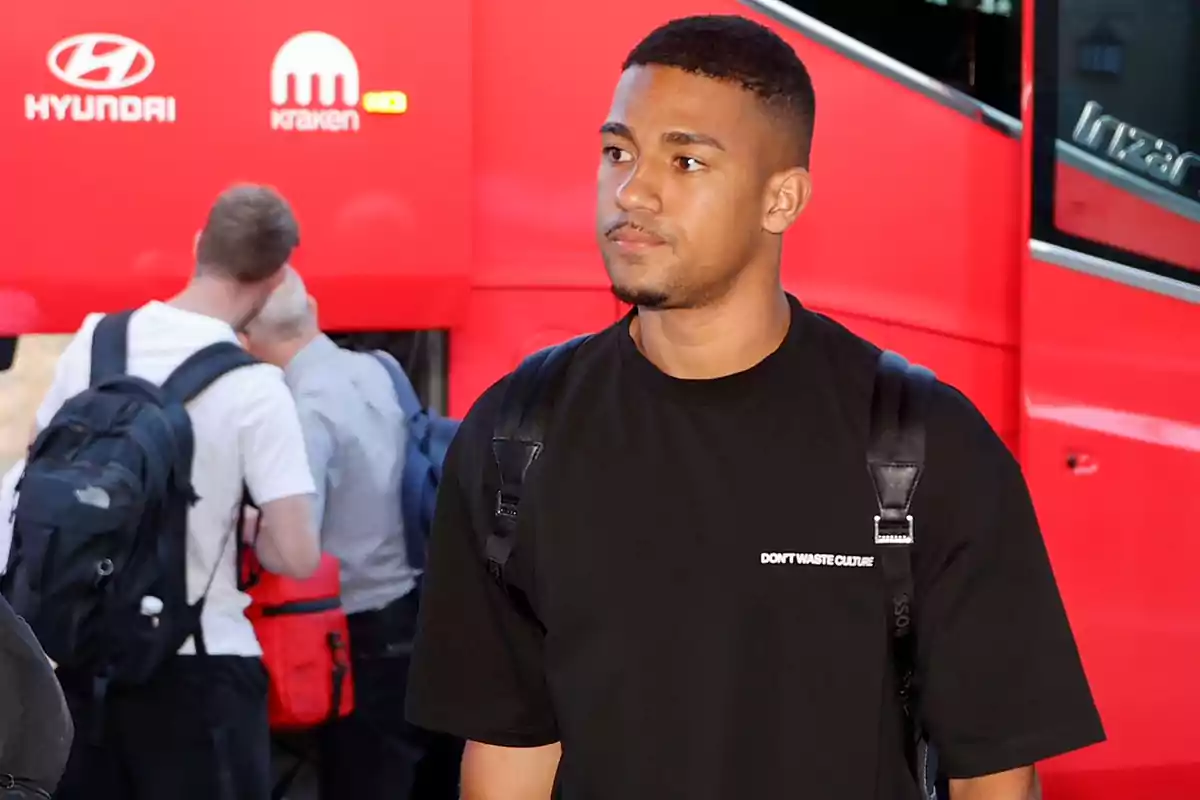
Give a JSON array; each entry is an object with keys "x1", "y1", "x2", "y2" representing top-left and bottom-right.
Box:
[{"x1": 762, "y1": 167, "x2": 812, "y2": 235}]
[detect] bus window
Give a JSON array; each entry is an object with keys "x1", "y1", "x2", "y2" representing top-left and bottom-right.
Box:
[
  {"x1": 770, "y1": 0, "x2": 1022, "y2": 118},
  {"x1": 1033, "y1": 0, "x2": 1200, "y2": 279}
]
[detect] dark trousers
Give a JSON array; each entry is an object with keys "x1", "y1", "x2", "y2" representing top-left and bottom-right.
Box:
[
  {"x1": 317, "y1": 589, "x2": 463, "y2": 800},
  {"x1": 55, "y1": 655, "x2": 271, "y2": 800}
]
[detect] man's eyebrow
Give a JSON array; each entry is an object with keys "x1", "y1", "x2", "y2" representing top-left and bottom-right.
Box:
[
  {"x1": 662, "y1": 130, "x2": 725, "y2": 150},
  {"x1": 600, "y1": 121, "x2": 633, "y2": 138},
  {"x1": 599, "y1": 123, "x2": 725, "y2": 151}
]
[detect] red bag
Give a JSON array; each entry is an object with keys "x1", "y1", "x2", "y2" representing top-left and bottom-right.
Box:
[{"x1": 243, "y1": 552, "x2": 355, "y2": 731}]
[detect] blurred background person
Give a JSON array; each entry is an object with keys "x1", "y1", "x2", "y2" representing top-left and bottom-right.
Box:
[{"x1": 243, "y1": 267, "x2": 462, "y2": 800}]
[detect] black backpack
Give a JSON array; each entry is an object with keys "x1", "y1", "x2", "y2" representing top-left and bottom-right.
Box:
[
  {"x1": 0, "y1": 310, "x2": 257, "y2": 695},
  {"x1": 484, "y1": 338, "x2": 948, "y2": 800}
]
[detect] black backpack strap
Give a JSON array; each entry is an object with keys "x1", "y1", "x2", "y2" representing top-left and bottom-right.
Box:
[
  {"x1": 89, "y1": 311, "x2": 135, "y2": 386},
  {"x1": 867, "y1": 349, "x2": 937, "y2": 788},
  {"x1": 486, "y1": 335, "x2": 591, "y2": 585},
  {"x1": 236, "y1": 485, "x2": 262, "y2": 592},
  {"x1": 161, "y1": 342, "x2": 260, "y2": 404},
  {"x1": 156, "y1": 340, "x2": 259, "y2": 496},
  {"x1": 159, "y1": 342, "x2": 261, "y2": 656}
]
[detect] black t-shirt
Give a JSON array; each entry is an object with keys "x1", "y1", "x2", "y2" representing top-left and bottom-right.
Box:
[
  {"x1": 0, "y1": 592, "x2": 73, "y2": 792},
  {"x1": 407, "y1": 295, "x2": 1105, "y2": 799}
]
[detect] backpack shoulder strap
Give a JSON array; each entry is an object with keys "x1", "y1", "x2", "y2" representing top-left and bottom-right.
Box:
[
  {"x1": 161, "y1": 343, "x2": 261, "y2": 635},
  {"x1": 485, "y1": 335, "x2": 591, "y2": 583},
  {"x1": 371, "y1": 350, "x2": 423, "y2": 418},
  {"x1": 161, "y1": 342, "x2": 259, "y2": 405},
  {"x1": 867, "y1": 349, "x2": 937, "y2": 784},
  {"x1": 157, "y1": 343, "x2": 260, "y2": 507},
  {"x1": 89, "y1": 310, "x2": 135, "y2": 386}
]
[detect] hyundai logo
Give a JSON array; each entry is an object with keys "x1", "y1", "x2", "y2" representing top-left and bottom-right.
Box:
[{"x1": 47, "y1": 33, "x2": 155, "y2": 91}]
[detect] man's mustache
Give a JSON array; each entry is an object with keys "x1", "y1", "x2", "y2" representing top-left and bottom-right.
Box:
[{"x1": 604, "y1": 219, "x2": 668, "y2": 242}]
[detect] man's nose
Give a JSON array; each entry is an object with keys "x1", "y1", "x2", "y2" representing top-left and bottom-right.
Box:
[{"x1": 614, "y1": 164, "x2": 663, "y2": 214}]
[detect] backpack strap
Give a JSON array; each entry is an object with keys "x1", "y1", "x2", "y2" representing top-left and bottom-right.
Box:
[
  {"x1": 156, "y1": 341, "x2": 259, "y2": 500},
  {"x1": 370, "y1": 350, "x2": 435, "y2": 571},
  {"x1": 486, "y1": 335, "x2": 591, "y2": 585},
  {"x1": 89, "y1": 310, "x2": 135, "y2": 386},
  {"x1": 161, "y1": 342, "x2": 260, "y2": 404},
  {"x1": 156, "y1": 340, "x2": 259, "y2": 489},
  {"x1": 370, "y1": 350, "x2": 424, "y2": 418},
  {"x1": 867, "y1": 349, "x2": 939, "y2": 794},
  {"x1": 159, "y1": 342, "x2": 261, "y2": 653},
  {"x1": 235, "y1": 485, "x2": 262, "y2": 592}
]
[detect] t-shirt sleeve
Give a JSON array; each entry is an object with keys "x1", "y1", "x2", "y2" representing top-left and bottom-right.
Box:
[
  {"x1": 405, "y1": 379, "x2": 560, "y2": 746},
  {"x1": 913, "y1": 386, "x2": 1106, "y2": 778},
  {"x1": 238, "y1": 367, "x2": 317, "y2": 505}
]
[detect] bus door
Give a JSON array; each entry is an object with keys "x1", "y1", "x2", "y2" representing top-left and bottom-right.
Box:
[{"x1": 1019, "y1": 0, "x2": 1200, "y2": 795}]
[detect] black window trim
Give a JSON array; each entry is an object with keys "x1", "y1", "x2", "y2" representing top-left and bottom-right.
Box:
[
  {"x1": 741, "y1": 0, "x2": 1021, "y2": 138},
  {"x1": 1031, "y1": 0, "x2": 1199, "y2": 295},
  {"x1": 746, "y1": 0, "x2": 1198, "y2": 228},
  {"x1": 742, "y1": 0, "x2": 1199, "y2": 302}
]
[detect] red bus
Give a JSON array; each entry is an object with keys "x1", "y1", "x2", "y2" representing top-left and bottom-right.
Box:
[{"x1": 1, "y1": 0, "x2": 1196, "y2": 794}]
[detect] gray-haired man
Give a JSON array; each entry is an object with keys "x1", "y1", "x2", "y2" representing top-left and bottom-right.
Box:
[{"x1": 242, "y1": 268, "x2": 462, "y2": 800}]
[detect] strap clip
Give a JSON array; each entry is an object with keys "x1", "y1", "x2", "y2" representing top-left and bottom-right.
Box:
[{"x1": 874, "y1": 514, "x2": 914, "y2": 545}]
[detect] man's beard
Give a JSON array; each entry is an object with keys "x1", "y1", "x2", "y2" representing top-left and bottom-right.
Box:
[{"x1": 610, "y1": 283, "x2": 672, "y2": 309}]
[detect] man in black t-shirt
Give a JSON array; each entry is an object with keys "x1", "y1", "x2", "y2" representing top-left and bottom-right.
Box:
[
  {"x1": 406, "y1": 14, "x2": 1105, "y2": 799},
  {"x1": 1, "y1": 591, "x2": 72, "y2": 797}
]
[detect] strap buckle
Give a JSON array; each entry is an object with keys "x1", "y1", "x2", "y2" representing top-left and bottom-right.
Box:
[
  {"x1": 874, "y1": 514, "x2": 914, "y2": 545},
  {"x1": 494, "y1": 490, "x2": 519, "y2": 522}
]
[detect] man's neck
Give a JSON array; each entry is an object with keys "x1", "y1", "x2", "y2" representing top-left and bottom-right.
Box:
[
  {"x1": 631, "y1": 284, "x2": 791, "y2": 380},
  {"x1": 273, "y1": 331, "x2": 319, "y2": 370},
  {"x1": 167, "y1": 277, "x2": 259, "y2": 332}
]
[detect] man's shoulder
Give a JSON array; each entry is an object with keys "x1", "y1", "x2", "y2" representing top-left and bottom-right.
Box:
[
  {"x1": 211, "y1": 359, "x2": 289, "y2": 413},
  {"x1": 792, "y1": 305, "x2": 884, "y2": 432},
  {"x1": 170, "y1": 337, "x2": 285, "y2": 418},
  {"x1": 925, "y1": 378, "x2": 1016, "y2": 484},
  {"x1": 796, "y1": 304, "x2": 1006, "y2": 453},
  {"x1": 453, "y1": 327, "x2": 618, "y2": 449},
  {"x1": 125, "y1": 302, "x2": 270, "y2": 387},
  {"x1": 470, "y1": 326, "x2": 616, "y2": 401}
]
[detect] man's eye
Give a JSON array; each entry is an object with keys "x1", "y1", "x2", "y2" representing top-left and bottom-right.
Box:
[
  {"x1": 675, "y1": 156, "x2": 705, "y2": 172},
  {"x1": 603, "y1": 146, "x2": 633, "y2": 163}
]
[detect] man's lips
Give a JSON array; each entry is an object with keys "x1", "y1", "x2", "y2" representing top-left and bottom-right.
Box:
[{"x1": 607, "y1": 225, "x2": 667, "y2": 248}]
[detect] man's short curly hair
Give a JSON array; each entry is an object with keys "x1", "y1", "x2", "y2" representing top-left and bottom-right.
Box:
[{"x1": 623, "y1": 14, "x2": 816, "y2": 168}]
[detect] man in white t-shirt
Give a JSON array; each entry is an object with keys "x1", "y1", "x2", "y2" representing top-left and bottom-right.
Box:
[{"x1": 28, "y1": 185, "x2": 321, "y2": 800}]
